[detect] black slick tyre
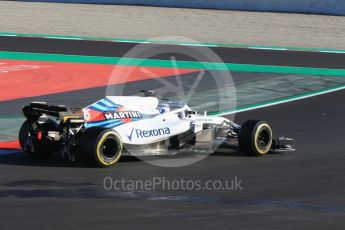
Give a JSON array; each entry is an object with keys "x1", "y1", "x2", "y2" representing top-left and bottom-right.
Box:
[
  {"x1": 78, "y1": 127, "x2": 122, "y2": 167},
  {"x1": 239, "y1": 120, "x2": 273, "y2": 156},
  {"x1": 18, "y1": 120, "x2": 57, "y2": 158}
]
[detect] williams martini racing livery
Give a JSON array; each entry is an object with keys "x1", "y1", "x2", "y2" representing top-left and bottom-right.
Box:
[{"x1": 18, "y1": 91, "x2": 294, "y2": 167}]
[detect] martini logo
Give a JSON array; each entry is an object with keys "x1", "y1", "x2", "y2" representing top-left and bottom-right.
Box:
[
  {"x1": 104, "y1": 111, "x2": 142, "y2": 120},
  {"x1": 127, "y1": 127, "x2": 171, "y2": 141}
]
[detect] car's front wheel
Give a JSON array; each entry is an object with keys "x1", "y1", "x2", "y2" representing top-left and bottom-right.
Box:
[{"x1": 238, "y1": 120, "x2": 273, "y2": 156}]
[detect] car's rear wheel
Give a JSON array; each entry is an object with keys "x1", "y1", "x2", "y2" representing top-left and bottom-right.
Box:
[
  {"x1": 239, "y1": 120, "x2": 273, "y2": 156},
  {"x1": 78, "y1": 127, "x2": 123, "y2": 167},
  {"x1": 18, "y1": 120, "x2": 58, "y2": 158}
]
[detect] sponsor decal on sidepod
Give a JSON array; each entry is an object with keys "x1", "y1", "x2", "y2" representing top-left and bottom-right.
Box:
[
  {"x1": 127, "y1": 127, "x2": 171, "y2": 141},
  {"x1": 104, "y1": 111, "x2": 142, "y2": 120}
]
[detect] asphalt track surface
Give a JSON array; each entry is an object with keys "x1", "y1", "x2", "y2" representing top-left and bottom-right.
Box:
[
  {"x1": 1, "y1": 89, "x2": 345, "y2": 229},
  {"x1": 1, "y1": 36, "x2": 345, "y2": 69},
  {"x1": 0, "y1": 37, "x2": 345, "y2": 229}
]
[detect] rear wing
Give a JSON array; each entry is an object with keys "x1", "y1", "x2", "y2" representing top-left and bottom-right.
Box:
[{"x1": 22, "y1": 102, "x2": 82, "y2": 122}]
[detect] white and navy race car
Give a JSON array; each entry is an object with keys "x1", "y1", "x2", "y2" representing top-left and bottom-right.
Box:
[{"x1": 18, "y1": 91, "x2": 294, "y2": 167}]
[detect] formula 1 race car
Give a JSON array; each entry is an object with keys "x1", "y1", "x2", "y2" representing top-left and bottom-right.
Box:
[{"x1": 18, "y1": 90, "x2": 294, "y2": 167}]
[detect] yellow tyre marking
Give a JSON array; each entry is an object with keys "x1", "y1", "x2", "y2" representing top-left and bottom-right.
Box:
[
  {"x1": 254, "y1": 123, "x2": 272, "y2": 155},
  {"x1": 96, "y1": 131, "x2": 122, "y2": 166}
]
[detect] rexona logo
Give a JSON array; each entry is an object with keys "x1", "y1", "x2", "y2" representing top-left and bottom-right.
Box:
[
  {"x1": 104, "y1": 111, "x2": 142, "y2": 120},
  {"x1": 127, "y1": 127, "x2": 171, "y2": 141}
]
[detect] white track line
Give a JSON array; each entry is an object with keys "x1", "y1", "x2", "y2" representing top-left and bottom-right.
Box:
[{"x1": 215, "y1": 85, "x2": 345, "y2": 116}]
